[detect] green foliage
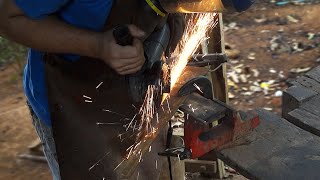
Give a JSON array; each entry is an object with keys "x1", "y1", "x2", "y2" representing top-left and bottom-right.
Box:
[{"x1": 0, "y1": 36, "x2": 27, "y2": 75}]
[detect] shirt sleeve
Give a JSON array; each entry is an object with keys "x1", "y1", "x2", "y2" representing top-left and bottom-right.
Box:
[{"x1": 14, "y1": 0, "x2": 69, "y2": 19}]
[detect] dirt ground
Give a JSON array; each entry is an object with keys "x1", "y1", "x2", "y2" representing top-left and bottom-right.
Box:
[
  {"x1": 0, "y1": 1, "x2": 319, "y2": 180},
  {"x1": 225, "y1": 0, "x2": 320, "y2": 113},
  {"x1": 0, "y1": 65, "x2": 51, "y2": 180}
]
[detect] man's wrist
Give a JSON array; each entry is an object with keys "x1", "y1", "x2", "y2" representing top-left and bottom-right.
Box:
[{"x1": 91, "y1": 32, "x2": 104, "y2": 59}]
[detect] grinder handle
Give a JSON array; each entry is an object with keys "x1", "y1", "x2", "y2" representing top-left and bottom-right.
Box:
[{"x1": 113, "y1": 25, "x2": 134, "y2": 46}]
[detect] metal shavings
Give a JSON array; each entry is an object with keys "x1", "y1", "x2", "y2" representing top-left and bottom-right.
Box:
[
  {"x1": 133, "y1": 120, "x2": 138, "y2": 132},
  {"x1": 156, "y1": 113, "x2": 159, "y2": 123},
  {"x1": 96, "y1": 122, "x2": 120, "y2": 125},
  {"x1": 126, "y1": 114, "x2": 137, "y2": 131},
  {"x1": 102, "y1": 109, "x2": 126, "y2": 117},
  {"x1": 126, "y1": 145, "x2": 135, "y2": 157},
  {"x1": 88, "y1": 151, "x2": 110, "y2": 171},
  {"x1": 134, "y1": 142, "x2": 141, "y2": 150},
  {"x1": 132, "y1": 104, "x2": 137, "y2": 110},
  {"x1": 85, "y1": 100, "x2": 93, "y2": 103},
  {"x1": 114, "y1": 159, "x2": 125, "y2": 171},
  {"x1": 126, "y1": 144, "x2": 134, "y2": 152},
  {"x1": 118, "y1": 131, "x2": 130, "y2": 140},
  {"x1": 139, "y1": 151, "x2": 143, "y2": 162},
  {"x1": 177, "y1": 109, "x2": 184, "y2": 114},
  {"x1": 122, "y1": 118, "x2": 130, "y2": 122},
  {"x1": 166, "y1": 98, "x2": 171, "y2": 113},
  {"x1": 83, "y1": 95, "x2": 92, "y2": 100},
  {"x1": 96, "y1": 82, "x2": 103, "y2": 89},
  {"x1": 193, "y1": 83, "x2": 204, "y2": 94}
]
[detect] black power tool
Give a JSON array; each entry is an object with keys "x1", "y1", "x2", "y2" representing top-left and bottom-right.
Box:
[{"x1": 113, "y1": 25, "x2": 170, "y2": 104}]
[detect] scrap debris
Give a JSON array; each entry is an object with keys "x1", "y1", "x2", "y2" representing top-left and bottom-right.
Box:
[
  {"x1": 223, "y1": 0, "x2": 320, "y2": 114},
  {"x1": 226, "y1": 50, "x2": 288, "y2": 112}
]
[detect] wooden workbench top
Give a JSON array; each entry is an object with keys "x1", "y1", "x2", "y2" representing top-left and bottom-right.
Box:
[{"x1": 217, "y1": 109, "x2": 320, "y2": 180}]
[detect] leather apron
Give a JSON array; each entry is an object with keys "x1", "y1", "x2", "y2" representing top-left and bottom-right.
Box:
[{"x1": 45, "y1": 1, "x2": 168, "y2": 179}]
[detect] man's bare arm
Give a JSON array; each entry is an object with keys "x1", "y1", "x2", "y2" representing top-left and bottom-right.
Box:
[{"x1": 0, "y1": 0, "x2": 146, "y2": 75}]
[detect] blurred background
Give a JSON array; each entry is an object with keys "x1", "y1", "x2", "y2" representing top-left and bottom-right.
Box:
[{"x1": 0, "y1": 0, "x2": 319, "y2": 179}]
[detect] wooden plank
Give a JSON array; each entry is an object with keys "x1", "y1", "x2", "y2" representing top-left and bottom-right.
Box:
[
  {"x1": 300, "y1": 95, "x2": 320, "y2": 117},
  {"x1": 305, "y1": 66, "x2": 320, "y2": 83},
  {"x1": 208, "y1": 13, "x2": 228, "y2": 104},
  {"x1": 295, "y1": 76, "x2": 320, "y2": 93},
  {"x1": 216, "y1": 109, "x2": 320, "y2": 180},
  {"x1": 287, "y1": 79, "x2": 303, "y2": 87},
  {"x1": 287, "y1": 108, "x2": 320, "y2": 137},
  {"x1": 185, "y1": 159, "x2": 216, "y2": 173},
  {"x1": 282, "y1": 85, "x2": 317, "y2": 117}
]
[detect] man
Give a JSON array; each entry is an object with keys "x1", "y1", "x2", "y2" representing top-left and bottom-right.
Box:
[{"x1": 0, "y1": 0, "x2": 183, "y2": 179}]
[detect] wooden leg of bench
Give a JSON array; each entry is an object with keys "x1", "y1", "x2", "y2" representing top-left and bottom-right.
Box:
[{"x1": 205, "y1": 13, "x2": 228, "y2": 179}]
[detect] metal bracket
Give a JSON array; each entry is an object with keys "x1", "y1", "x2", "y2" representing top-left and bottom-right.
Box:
[{"x1": 187, "y1": 53, "x2": 228, "y2": 67}]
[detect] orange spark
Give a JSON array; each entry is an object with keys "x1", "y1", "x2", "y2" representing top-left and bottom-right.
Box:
[
  {"x1": 171, "y1": 13, "x2": 218, "y2": 89},
  {"x1": 138, "y1": 85, "x2": 158, "y2": 135}
]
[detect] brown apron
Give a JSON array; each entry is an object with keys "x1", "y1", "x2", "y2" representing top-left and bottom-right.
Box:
[
  {"x1": 45, "y1": 55, "x2": 168, "y2": 180},
  {"x1": 44, "y1": 1, "x2": 169, "y2": 179}
]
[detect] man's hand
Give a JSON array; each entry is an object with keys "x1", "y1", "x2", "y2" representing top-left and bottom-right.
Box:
[{"x1": 99, "y1": 25, "x2": 146, "y2": 75}]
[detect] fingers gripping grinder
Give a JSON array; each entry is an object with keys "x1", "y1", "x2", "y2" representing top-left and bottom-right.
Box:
[{"x1": 112, "y1": 0, "x2": 255, "y2": 104}]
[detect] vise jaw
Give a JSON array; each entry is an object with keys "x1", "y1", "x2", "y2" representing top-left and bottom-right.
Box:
[{"x1": 179, "y1": 77, "x2": 260, "y2": 159}]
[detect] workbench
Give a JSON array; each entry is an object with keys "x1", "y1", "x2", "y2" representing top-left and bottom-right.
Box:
[
  {"x1": 213, "y1": 65, "x2": 320, "y2": 179},
  {"x1": 217, "y1": 109, "x2": 320, "y2": 180}
]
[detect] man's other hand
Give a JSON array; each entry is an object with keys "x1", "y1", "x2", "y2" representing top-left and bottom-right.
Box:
[{"x1": 98, "y1": 25, "x2": 146, "y2": 75}]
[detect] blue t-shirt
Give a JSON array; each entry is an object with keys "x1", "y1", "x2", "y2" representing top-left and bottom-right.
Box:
[{"x1": 15, "y1": 0, "x2": 114, "y2": 126}]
